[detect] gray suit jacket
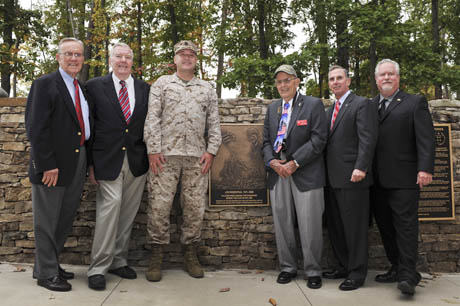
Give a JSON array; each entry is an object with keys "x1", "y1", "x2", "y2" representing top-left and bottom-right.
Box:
[{"x1": 262, "y1": 93, "x2": 327, "y2": 192}]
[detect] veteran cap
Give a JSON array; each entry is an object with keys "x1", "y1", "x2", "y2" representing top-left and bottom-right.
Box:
[
  {"x1": 174, "y1": 40, "x2": 198, "y2": 54},
  {"x1": 274, "y1": 64, "x2": 297, "y2": 77}
]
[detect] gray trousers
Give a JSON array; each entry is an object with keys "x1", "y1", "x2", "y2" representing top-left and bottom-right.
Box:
[
  {"x1": 88, "y1": 155, "x2": 146, "y2": 277},
  {"x1": 270, "y1": 176, "x2": 324, "y2": 277},
  {"x1": 32, "y1": 146, "x2": 87, "y2": 280}
]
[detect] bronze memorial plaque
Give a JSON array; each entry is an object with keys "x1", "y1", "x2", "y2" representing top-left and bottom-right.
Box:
[
  {"x1": 209, "y1": 124, "x2": 269, "y2": 207},
  {"x1": 418, "y1": 124, "x2": 455, "y2": 220}
]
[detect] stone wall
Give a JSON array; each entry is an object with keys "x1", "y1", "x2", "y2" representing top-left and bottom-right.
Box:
[{"x1": 1, "y1": 97, "x2": 459, "y2": 272}]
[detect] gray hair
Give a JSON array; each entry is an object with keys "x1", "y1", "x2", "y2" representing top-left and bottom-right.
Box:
[
  {"x1": 328, "y1": 65, "x2": 349, "y2": 78},
  {"x1": 110, "y1": 42, "x2": 134, "y2": 58},
  {"x1": 375, "y1": 59, "x2": 400, "y2": 76},
  {"x1": 58, "y1": 38, "x2": 84, "y2": 53}
]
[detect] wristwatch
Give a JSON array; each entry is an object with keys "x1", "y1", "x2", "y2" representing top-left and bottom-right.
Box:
[{"x1": 293, "y1": 160, "x2": 300, "y2": 168}]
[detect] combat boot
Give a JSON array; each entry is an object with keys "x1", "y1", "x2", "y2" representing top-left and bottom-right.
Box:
[
  {"x1": 146, "y1": 244, "x2": 163, "y2": 282},
  {"x1": 184, "y1": 244, "x2": 204, "y2": 278}
]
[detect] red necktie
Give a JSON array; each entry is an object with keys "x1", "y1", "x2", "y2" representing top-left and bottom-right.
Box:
[
  {"x1": 73, "y1": 79, "x2": 85, "y2": 146},
  {"x1": 330, "y1": 100, "x2": 340, "y2": 130},
  {"x1": 119, "y1": 80, "x2": 131, "y2": 123}
]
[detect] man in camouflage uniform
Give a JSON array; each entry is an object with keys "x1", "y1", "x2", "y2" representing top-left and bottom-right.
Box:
[{"x1": 144, "y1": 40, "x2": 221, "y2": 281}]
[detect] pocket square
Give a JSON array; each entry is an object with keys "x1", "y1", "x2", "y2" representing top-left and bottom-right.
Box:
[{"x1": 297, "y1": 120, "x2": 307, "y2": 126}]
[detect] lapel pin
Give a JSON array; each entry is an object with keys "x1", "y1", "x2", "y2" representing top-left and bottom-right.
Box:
[{"x1": 397, "y1": 98, "x2": 401, "y2": 101}]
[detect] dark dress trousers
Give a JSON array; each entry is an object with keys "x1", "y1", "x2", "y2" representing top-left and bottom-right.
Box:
[
  {"x1": 25, "y1": 70, "x2": 90, "y2": 279},
  {"x1": 324, "y1": 92, "x2": 377, "y2": 281},
  {"x1": 371, "y1": 90, "x2": 435, "y2": 285},
  {"x1": 86, "y1": 73, "x2": 149, "y2": 180}
]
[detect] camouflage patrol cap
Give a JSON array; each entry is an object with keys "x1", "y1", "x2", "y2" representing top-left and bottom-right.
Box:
[
  {"x1": 174, "y1": 40, "x2": 198, "y2": 54},
  {"x1": 274, "y1": 64, "x2": 297, "y2": 77}
]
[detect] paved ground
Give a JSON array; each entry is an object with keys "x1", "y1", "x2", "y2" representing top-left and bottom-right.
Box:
[{"x1": 1, "y1": 262, "x2": 459, "y2": 306}]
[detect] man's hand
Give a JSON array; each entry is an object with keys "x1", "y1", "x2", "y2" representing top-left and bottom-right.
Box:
[
  {"x1": 350, "y1": 169, "x2": 366, "y2": 182},
  {"x1": 284, "y1": 160, "x2": 299, "y2": 176},
  {"x1": 200, "y1": 152, "x2": 214, "y2": 174},
  {"x1": 270, "y1": 159, "x2": 290, "y2": 178},
  {"x1": 88, "y1": 165, "x2": 99, "y2": 185},
  {"x1": 416, "y1": 171, "x2": 432, "y2": 188},
  {"x1": 42, "y1": 168, "x2": 59, "y2": 187},
  {"x1": 149, "y1": 153, "x2": 166, "y2": 175}
]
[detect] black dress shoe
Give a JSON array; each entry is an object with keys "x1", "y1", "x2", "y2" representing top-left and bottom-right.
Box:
[
  {"x1": 59, "y1": 266, "x2": 74, "y2": 280},
  {"x1": 37, "y1": 276, "x2": 71, "y2": 292},
  {"x1": 108, "y1": 266, "x2": 137, "y2": 279},
  {"x1": 88, "y1": 274, "x2": 106, "y2": 291},
  {"x1": 323, "y1": 270, "x2": 348, "y2": 279},
  {"x1": 339, "y1": 278, "x2": 364, "y2": 291},
  {"x1": 398, "y1": 280, "x2": 415, "y2": 295},
  {"x1": 375, "y1": 265, "x2": 398, "y2": 283},
  {"x1": 276, "y1": 271, "x2": 297, "y2": 284},
  {"x1": 307, "y1": 276, "x2": 322, "y2": 289}
]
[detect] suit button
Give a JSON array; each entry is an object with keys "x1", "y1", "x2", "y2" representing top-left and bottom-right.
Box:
[
  {"x1": 125, "y1": 129, "x2": 129, "y2": 133},
  {"x1": 122, "y1": 147, "x2": 126, "y2": 151},
  {"x1": 77, "y1": 132, "x2": 82, "y2": 136},
  {"x1": 75, "y1": 149, "x2": 80, "y2": 153}
]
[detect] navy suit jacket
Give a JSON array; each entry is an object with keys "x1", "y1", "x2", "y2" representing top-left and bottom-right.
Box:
[
  {"x1": 25, "y1": 70, "x2": 91, "y2": 186},
  {"x1": 372, "y1": 90, "x2": 435, "y2": 189},
  {"x1": 86, "y1": 73, "x2": 150, "y2": 180},
  {"x1": 262, "y1": 93, "x2": 327, "y2": 192},
  {"x1": 325, "y1": 92, "x2": 377, "y2": 188}
]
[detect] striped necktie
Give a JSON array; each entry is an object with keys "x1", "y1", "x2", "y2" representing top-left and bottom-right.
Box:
[
  {"x1": 119, "y1": 80, "x2": 131, "y2": 123},
  {"x1": 330, "y1": 99, "x2": 340, "y2": 130}
]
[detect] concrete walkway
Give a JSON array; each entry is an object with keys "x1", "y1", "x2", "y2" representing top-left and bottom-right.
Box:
[{"x1": 1, "y1": 262, "x2": 459, "y2": 306}]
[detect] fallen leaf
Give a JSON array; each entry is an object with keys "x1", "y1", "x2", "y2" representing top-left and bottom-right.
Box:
[
  {"x1": 120, "y1": 290, "x2": 128, "y2": 293},
  {"x1": 255, "y1": 270, "x2": 264, "y2": 274},
  {"x1": 49, "y1": 294, "x2": 55, "y2": 300},
  {"x1": 239, "y1": 270, "x2": 251, "y2": 274},
  {"x1": 441, "y1": 299, "x2": 460, "y2": 304},
  {"x1": 219, "y1": 287, "x2": 230, "y2": 292},
  {"x1": 261, "y1": 277, "x2": 265, "y2": 281},
  {"x1": 13, "y1": 265, "x2": 26, "y2": 272},
  {"x1": 269, "y1": 297, "x2": 277, "y2": 306}
]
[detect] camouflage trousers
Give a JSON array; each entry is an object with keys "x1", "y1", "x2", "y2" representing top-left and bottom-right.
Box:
[{"x1": 147, "y1": 155, "x2": 207, "y2": 245}]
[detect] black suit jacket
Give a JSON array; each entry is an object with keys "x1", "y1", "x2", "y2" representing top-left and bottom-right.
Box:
[
  {"x1": 262, "y1": 93, "x2": 327, "y2": 192},
  {"x1": 372, "y1": 90, "x2": 435, "y2": 189},
  {"x1": 25, "y1": 70, "x2": 91, "y2": 186},
  {"x1": 325, "y1": 92, "x2": 377, "y2": 188},
  {"x1": 86, "y1": 73, "x2": 150, "y2": 180}
]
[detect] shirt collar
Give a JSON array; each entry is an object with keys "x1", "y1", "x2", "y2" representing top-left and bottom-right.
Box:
[
  {"x1": 59, "y1": 67, "x2": 75, "y2": 83},
  {"x1": 338, "y1": 90, "x2": 351, "y2": 105},
  {"x1": 380, "y1": 89, "x2": 399, "y2": 103},
  {"x1": 112, "y1": 72, "x2": 133, "y2": 86}
]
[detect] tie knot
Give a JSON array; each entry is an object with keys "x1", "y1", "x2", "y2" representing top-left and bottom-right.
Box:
[
  {"x1": 120, "y1": 80, "x2": 126, "y2": 87},
  {"x1": 284, "y1": 102, "x2": 290, "y2": 110},
  {"x1": 73, "y1": 79, "x2": 78, "y2": 87}
]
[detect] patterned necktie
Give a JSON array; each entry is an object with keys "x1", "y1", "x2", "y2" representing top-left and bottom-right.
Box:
[
  {"x1": 330, "y1": 99, "x2": 340, "y2": 130},
  {"x1": 119, "y1": 80, "x2": 131, "y2": 123},
  {"x1": 273, "y1": 102, "x2": 290, "y2": 153},
  {"x1": 73, "y1": 79, "x2": 85, "y2": 146},
  {"x1": 379, "y1": 99, "x2": 388, "y2": 119}
]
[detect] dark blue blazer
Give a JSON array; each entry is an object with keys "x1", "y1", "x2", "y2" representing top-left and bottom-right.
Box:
[
  {"x1": 25, "y1": 70, "x2": 91, "y2": 186},
  {"x1": 86, "y1": 73, "x2": 150, "y2": 180}
]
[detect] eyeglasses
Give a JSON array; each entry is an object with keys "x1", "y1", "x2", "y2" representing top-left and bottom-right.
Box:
[
  {"x1": 275, "y1": 77, "x2": 297, "y2": 86},
  {"x1": 177, "y1": 53, "x2": 196, "y2": 59},
  {"x1": 60, "y1": 52, "x2": 83, "y2": 58}
]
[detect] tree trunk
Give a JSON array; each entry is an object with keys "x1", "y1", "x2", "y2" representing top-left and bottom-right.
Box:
[
  {"x1": 80, "y1": 0, "x2": 95, "y2": 83},
  {"x1": 137, "y1": 0, "x2": 143, "y2": 79},
  {"x1": 317, "y1": 0, "x2": 329, "y2": 98},
  {"x1": 168, "y1": 0, "x2": 179, "y2": 48},
  {"x1": 369, "y1": 0, "x2": 378, "y2": 97},
  {"x1": 216, "y1": 0, "x2": 228, "y2": 98},
  {"x1": 432, "y1": 0, "x2": 442, "y2": 98},
  {"x1": 257, "y1": 0, "x2": 268, "y2": 59},
  {"x1": 0, "y1": 0, "x2": 15, "y2": 95},
  {"x1": 335, "y1": 0, "x2": 349, "y2": 70},
  {"x1": 66, "y1": 0, "x2": 77, "y2": 37}
]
